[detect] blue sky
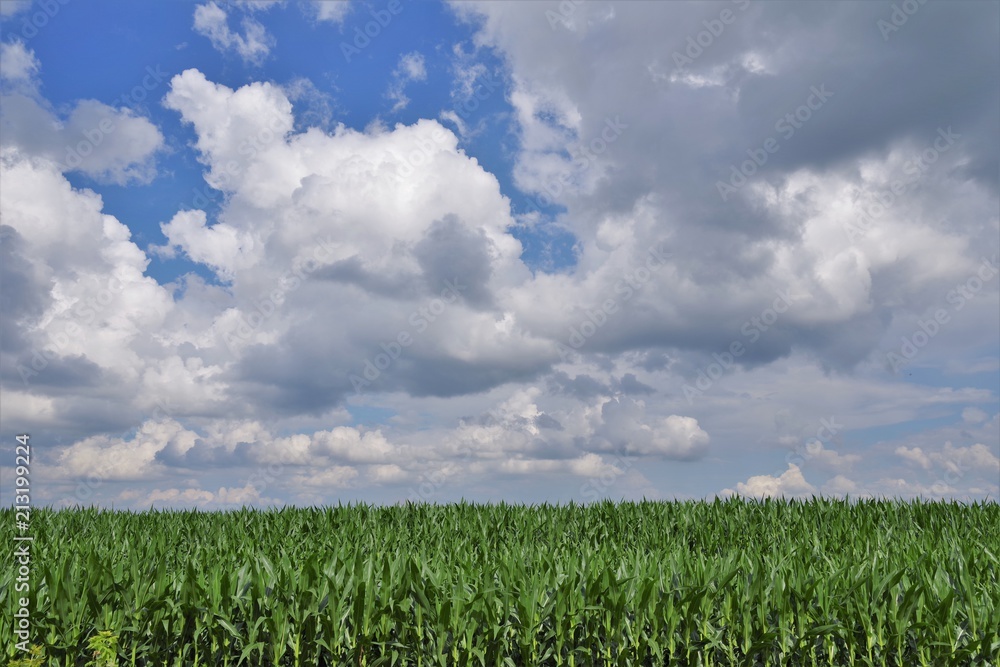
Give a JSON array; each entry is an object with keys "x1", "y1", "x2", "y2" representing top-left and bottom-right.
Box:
[
  {"x1": 0, "y1": 0, "x2": 997, "y2": 508},
  {"x1": 15, "y1": 0, "x2": 574, "y2": 281}
]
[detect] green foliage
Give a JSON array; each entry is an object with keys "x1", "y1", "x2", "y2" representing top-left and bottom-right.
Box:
[
  {"x1": 5, "y1": 645, "x2": 44, "y2": 667},
  {"x1": 0, "y1": 498, "x2": 997, "y2": 665},
  {"x1": 86, "y1": 631, "x2": 118, "y2": 667}
]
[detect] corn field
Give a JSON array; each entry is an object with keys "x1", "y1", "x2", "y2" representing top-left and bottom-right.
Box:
[{"x1": 1, "y1": 498, "x2": 998, "y2": 666}]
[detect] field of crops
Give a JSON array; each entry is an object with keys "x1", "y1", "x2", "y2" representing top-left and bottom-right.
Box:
[{"x1": 1, "y1": 498, "x2": 998, "y2": 666}]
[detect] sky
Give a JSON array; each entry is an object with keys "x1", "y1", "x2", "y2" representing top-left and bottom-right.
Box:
[{"x1": 0, "y1": 0, "x2": 997, "y2": 509}]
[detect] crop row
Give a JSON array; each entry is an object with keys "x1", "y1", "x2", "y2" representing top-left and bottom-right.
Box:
[{"x1": 1, "y1": 498, "x2": 997, "y2": 666}]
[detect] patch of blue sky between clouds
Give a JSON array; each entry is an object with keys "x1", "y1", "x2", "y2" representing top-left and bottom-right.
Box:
[
  {"x1": 260, "y1": 0, "x2": 582, "y2": 274},
  {"x1": 3, "y1": 0, "x2": 581, "y2": 291},
  {"x1": 345, "y1": 404, "x2": 397, "y2": 428},
  {"x1": 5, "y1": 0, "x2": 993, "y2": 508}
]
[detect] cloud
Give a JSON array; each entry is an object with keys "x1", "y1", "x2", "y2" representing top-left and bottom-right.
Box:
[
  {"x1": 0, "y1": 390, "x2": 57, "y2": 425},
  {"x1": 724, "y1": 463, "x2": 817, "y2": 499},
  {"x1": 821, "y1": 474, "x2": 864, "y2": 497},
  {"x1": 0, "y1": 148, "x2": 174, "y2": 386},
  {"x1": 1, "y1": 4, "x2": 997, "y2": 506},
  {"x1": 0, "y1": 41, "x2": 165, "y2": 185},
  {"x1": 118, "y1": 483, "x2": 278, "y2": 508},
  {"x1": 254, "y1": 427, "x2": 397, "y2": 465},
  {"x1": 234, "y1": 0, "x2": 285, "y2": 10},
  {"x1": 193, "y1": 2, "x2": 274, "y2": 65},
  {"x1": 871, "y1": 477, "x2": 960, "y2": 499},
  {"x1": 58, "y1": 101, "x2": 163, "y2": 183},
  {"x1": 398, "y1": 52, "x2": 427, "y2": 81},
  {"x1": 450, "y1": 0, "x2": 998, "y2": 372},
  {"x1": 437, "y1": 43, "x2": 500, "y2": 141},
  {"x1": 290, "y1": 466, "x2": 359, "y2": 489},
  {"x1": 962, "y1": 407, "x2": 988, "y2": 424},
  {"x1": 896, "y1": 441, "x2": 1000, "y2": 477},
  {"x1": 0, "y1": 39, "x2": 38, "y2": 81},
  {"x1": 802, "y1": 441, "x2": 861, "y2": 473},
  {"x1": 157, "y1": 210, "x2": 262, "y2": 281},
  {"x1": 615, "y1": 372, "x2": 655, "y2": 395},
  {"x1": 155, "y1": 69, "x2": 551, "y2": 412},
  {"x1": 161, "y1": 68, "x2": 295, "y2": 195},
  {"x1": 494, "y1": 453, "x2": 621, "y2": 478},
  {"x1": 935, "y1": 442, "x2": 1000, "y2": 477},
  {"x1": 414, "y1": 214, "x2": 495, "y2": 308},
  {"x1": 368, "y1": 463, "x2": 408, "y2": 483},
  {"x1": 309, "y1": 0, "x2": 351, "y2": 23},
  {"x1": 45, "y1": 414, "x2": 403, "y2": 495},
  {"x1": 57, "y1": 419, "x2": 197, "y2": 481},
  {"x1": 545, "y1": 371, "x2": 610, "y2": 399},
  {"x1": 449, "y1": 43, "x2": 489, "y2": 100},
  {"x1": 283, "y1": 76, "x2": 337, "y2": 131},
  {"x1": 0, "y1": 91, "x2": 164, "y2": 184},
  {"x1": 895, "y1": 445, "x2": 932, "y2": 470},
  {"x1": 596, "y1": 398, "x2": 709, "y2": 459},
  {"x1": 386, "y1": 52, "x2": 427, "y2": 113},
  {"x1": 0, "y1": 0, "x2": 31, "y2": 17}
]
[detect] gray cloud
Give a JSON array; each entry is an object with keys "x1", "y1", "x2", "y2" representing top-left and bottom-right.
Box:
[
  {"x1": 415, "y1": 214, "x2": 496, "y2": 308},
  {"x1": 1, "y1": 3, "x2": 996, "y2": 506}
]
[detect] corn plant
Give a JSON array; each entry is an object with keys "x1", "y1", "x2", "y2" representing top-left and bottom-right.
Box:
[{"x1": 1, "y1": 498, "x2": 997, "y2": 665}]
